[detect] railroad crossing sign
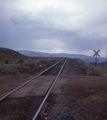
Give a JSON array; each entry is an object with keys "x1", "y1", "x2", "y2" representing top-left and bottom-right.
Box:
[
  {"x1": 93, "y1": 50, "x2": 100, "y2": 67},
  {"x1": 93, "y1": 50, "x2": 100, "y2": 57}
]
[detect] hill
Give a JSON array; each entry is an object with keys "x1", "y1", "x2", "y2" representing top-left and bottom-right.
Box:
[
  {"x1": 0, "y1": 47, "x2": 25, "y2": 57},
  {"x1": 18, "y1": 50, "x2": 106, "y2": 63}
]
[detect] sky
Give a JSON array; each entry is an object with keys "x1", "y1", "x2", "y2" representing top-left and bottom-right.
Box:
[{"x1": 0, "y1": 0, "x2": 107, "y2": 57}]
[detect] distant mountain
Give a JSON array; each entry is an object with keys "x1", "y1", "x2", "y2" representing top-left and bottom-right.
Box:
[
  {"x1": 50, "y1": 53, "x2": 105, "y2": 63},
  {"x1": 18, "y1": 50, "x2": 106, "y2": 63},
  {"x1": 18, "y1": 50, "x2": 55, "y2": 57},
  {"x1": 0, "y1": 47, "x2": 25, "y2": 57}
]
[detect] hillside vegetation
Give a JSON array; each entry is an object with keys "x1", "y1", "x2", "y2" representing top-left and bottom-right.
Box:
[
  {"x1": 74, "y1": 58, "x2": 105, "y2": 76},
  {"x1": 0, "y1": 47, "x2": 25, "y2": 57},
  {"x1": 0, "y1": 47, "x2": 60, "y2": 75}
]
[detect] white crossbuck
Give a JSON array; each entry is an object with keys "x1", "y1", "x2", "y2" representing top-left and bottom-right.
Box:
[{"x1": 93, "y1": 50, "x2": 100, "y2": 57}]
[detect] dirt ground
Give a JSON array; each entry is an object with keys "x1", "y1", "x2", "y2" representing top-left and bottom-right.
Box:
[
  {"x1": 46, "y1": 75, "x2": 107, "y2": 120},
  {"x1": 0, "y1": 58, "x2": 107, "y2": 120}
]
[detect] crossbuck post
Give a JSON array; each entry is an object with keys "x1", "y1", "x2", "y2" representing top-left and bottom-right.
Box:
[{"x1": 93, "y1": 50, "x2": 100, "y2": 67}]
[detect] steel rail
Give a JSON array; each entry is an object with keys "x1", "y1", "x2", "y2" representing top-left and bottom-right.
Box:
[
  {"x1": 32, "y1": 58, "x2": 67, "y2": 120},
  {"x1": 0, "y1": 58, "x2": 64, "y2": 101}
]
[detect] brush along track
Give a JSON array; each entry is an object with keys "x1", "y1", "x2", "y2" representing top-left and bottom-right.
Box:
[{"x1": 0, "y1": 58, "x2": 67, "y2": 120}]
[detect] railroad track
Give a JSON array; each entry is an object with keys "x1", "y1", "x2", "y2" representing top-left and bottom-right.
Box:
[
  {"x1": 32, "y1": 58, "x2": 67, "y2": 120},
  {"x1": 0, "y1": 58, "x2": 63, "y2": 101},
  {"x1": 0, "y1": 58, "x2": 67, "y2": 120}
]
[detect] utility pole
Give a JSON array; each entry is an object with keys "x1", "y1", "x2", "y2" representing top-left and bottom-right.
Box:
[{"x1": 93, "y1": 50, "x2": 100, "y2": 67}]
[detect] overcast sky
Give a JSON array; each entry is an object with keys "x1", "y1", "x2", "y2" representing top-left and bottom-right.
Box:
[{"x1": 0, "y1": 0, "x2": 107, "y2": 57}]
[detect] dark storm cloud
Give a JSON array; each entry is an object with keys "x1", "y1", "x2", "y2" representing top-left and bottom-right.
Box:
[
  {"x1": 65, "y1": 37, "x2": 107, "y2": 50},
  {"x1": 0, "y1": 0, "x2": 107, "y2": 56}
]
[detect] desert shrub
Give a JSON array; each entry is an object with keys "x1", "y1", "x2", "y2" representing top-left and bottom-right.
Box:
[
  {"x1": 86, "y1": 67, "x2": 103, "y2": 76},
  {"x1": 23, "y1": 59, "x2": 39, "y2": 67},
  {"x1": 18, "y1": 59, "x2": 24, "y2": 63},
  {"x1": 0, "y1": 64, "x2": 11, "y2": 74},
  {"x1": 0, "y1": 57, "x2": 58, "y2": 74},
  {"x1": 11, "y1": 69, "x2": 19, "y2": 74},
  {"x1": 5, "y1": 60, "x2": 8, "y2": 64},
  {"x1": 0, "y1": 63, "x2": 20, "y2": 74},
  {"x1": 23, "y1": 66, "x2": 30, "y2": 70},
  {"x1": 74, "y1": 58, "x2": 103, "y2": 76},
  {"x1": 22, "y1": 58, "x2": 55, "y2": 68}
]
